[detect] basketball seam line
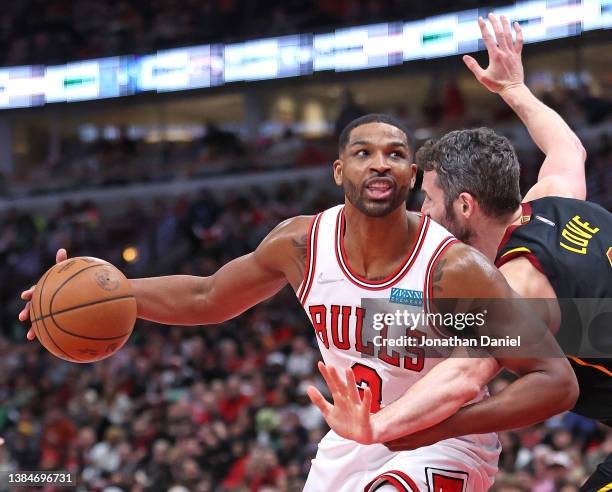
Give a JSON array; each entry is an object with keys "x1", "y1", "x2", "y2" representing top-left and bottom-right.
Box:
[
  {"x1": 49, "y1": 263, "x2": 107, "y2": 313},
  {"x1": 31, "y1": 295, "x2": 136, "y2": 323},
  {"x1": 49, "y1": 312, "x2": 132, "y2": 341},
  {"x1": 38, "y1": 264, "x2": 84, "y2": 362}
]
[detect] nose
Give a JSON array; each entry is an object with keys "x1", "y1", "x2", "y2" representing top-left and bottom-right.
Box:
[{"x1": 370, "y1": 152, "x2": 391, "y2": 174}]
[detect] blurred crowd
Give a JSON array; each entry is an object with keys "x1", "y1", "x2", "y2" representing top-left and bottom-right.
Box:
[
  {"x1": 0, "y1": 0, "x2": 509, "y2": 67},
  {"x1": 0, "y1": 173, "x2": 611, "y2": 491}
]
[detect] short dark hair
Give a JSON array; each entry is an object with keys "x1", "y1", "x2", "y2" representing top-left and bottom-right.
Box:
[
  {"x1": 416, "y1": 127, "x2": 521, "y2": 217},
  {"x1": 338, "y1": 113, "x2": 414, "y2": 156}
]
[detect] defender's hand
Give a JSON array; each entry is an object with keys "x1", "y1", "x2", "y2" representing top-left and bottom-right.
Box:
[
  {"x1": 307, "y1": 361, "x2": 376, "y2": 445},
  {"x1": 18, "y1": 248, "x2": 68, "y2": 340},
  {"x1": 463, "y1": 14, "x2": 524, "y2": 94}
]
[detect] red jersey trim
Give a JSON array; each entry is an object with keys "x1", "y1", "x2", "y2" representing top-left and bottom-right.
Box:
[
  {"x1": 298, "y1": 213, "x2": 323, "y2": 306},
  {"x1": 364, "y1": 470, "x2": 420, "y2": 492},
  {"x1": 496, "y1": 202, "x2": 533, "y2": 257},
  {"x1": 334, "y1": 207, "x2": 429, "y2": 291}
]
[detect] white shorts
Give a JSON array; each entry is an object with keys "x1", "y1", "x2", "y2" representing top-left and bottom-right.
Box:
[{"x1": 304, "y1": 431, "x2": 500, "y2": 492}]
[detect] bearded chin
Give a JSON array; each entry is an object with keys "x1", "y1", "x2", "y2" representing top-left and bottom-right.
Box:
[
  {"x1": 445, "y1": 208, "x2": 472, "y2": 243},
  {"x1": 343, "y1": 180, "x2": 411, "y2": 218}
]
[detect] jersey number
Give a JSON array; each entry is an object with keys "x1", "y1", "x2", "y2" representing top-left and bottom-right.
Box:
[{"x1": 351, "y1": 363, "x2": 383, "y2": 413}]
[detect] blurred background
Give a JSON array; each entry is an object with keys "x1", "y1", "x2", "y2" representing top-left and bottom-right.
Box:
[{"x1": 0, "y1": 0, "x2": 611, "y2": 491}]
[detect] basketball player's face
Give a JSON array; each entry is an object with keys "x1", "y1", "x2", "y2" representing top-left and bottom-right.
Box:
[
  {"x1": 335, "y1": 123, "x2": 416, "y2": 218},
  {"x1": 421, "y1": 171, "x2": 472, "y2": 242}
]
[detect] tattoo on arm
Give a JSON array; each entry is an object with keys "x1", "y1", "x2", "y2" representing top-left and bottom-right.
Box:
[
  {"x1": 430, "y1": 258, "x2": 459, "y2": 318},
  {"x1": 431, "y1": 259, "x2": 447, "y2": 295}
]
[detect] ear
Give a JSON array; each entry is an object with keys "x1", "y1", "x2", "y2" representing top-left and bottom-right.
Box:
[
  {"x1": 333, "y1": 159, "x2": 343, "y2": 186},
  {"x1": 457, "y1": 192, "x2": 477, "y2": 218},
  {"x1": 409, "y1": 163, "x2": 417, "y2": 189}
]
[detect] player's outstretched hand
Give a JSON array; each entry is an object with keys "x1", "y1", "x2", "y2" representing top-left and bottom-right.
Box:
[
  {"x1": 18, "y1": 248, "x2": 68, "y2": 340},
  {"x1": 307, "y1": 361, "x2": 377, "y2": 445},
  {"x1": 463, "y1": 13, "x2": 524, "y2": 94}
]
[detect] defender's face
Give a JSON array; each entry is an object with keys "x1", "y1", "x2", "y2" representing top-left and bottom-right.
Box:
[
  {"x1": 420, "y1": 170, "x2": 448, "y2": 225},
  {"x1": 421, "y1": 170, "x2": 472, "y2": 242},
  {"x1": 335, "y1": 122, "x2": 416, "y2": 217}
]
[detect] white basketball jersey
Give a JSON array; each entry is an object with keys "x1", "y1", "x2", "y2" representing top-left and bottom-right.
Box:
[{"x1": 295, "y1": 204, "x2": 484, "y2": 410}]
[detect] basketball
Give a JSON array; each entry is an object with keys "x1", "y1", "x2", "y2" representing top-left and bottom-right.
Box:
[{"x1": 29, "y1": 257, "x2": 136, "y2": 363}]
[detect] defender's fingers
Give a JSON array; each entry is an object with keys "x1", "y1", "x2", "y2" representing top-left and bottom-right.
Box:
[
  {"x1": 462, "y1": 55, "x2": 486, "y2": 80},
  {"x1": 501, "y1": 16, "x2": 513, "y2": 48},
  {"x1": 514, "y1": 22, "x2": 523, "y2": 53},
  {"x1": 317, "y1": 362, "x2": 340, "y2": 400},
  {"x1": 56, "y1": 248, "x2": 68, "y2": 263},
  {"x1": 488, "y1": 13, "x2": 507, "y2": 49},
  {"x1": 307, "y1": 386, "x2": 333, "y2": 416},
  {"x1": 345, "y1": 368, "x2": 360, "y2": 404},
  {"x1": 326, "y1": 364, "x2": 347, "y2": 397},
  {"x1": 478, "y1": 16, "x2": 496, "y2": 52},
  {"x1": 362, "y1": 386, "x2": 372, "y2": 414}
]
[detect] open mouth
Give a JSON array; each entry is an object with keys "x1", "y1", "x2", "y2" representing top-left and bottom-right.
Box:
[{"x1": 364, "y1": 177, "x2": 394, "y2": 200}]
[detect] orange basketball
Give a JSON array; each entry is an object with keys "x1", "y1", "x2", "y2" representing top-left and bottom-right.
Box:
[{"x1": 29, "y1": 257, "x2": 136, "y2": 363}]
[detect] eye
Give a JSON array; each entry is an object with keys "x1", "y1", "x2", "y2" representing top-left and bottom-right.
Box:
[
  {"x1": 390, "y1": 151, "x2": 405, "y2": 159},
  {"x1": 355, "y1": 149, "x2": 368, "y2": 157}
]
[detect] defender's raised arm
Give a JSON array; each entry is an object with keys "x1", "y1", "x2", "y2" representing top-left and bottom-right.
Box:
[{"x1": 464, "y1": 14, "x2": 586, "y2": 201}]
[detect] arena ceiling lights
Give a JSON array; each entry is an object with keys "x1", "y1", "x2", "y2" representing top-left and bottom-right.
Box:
[{"x1": 0, "y1": 0, "x2": 609, "y2": 109}]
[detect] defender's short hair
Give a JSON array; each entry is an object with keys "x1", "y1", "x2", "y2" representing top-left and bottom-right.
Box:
[{"x1": 416, "y1": 127, "x2": 521, "y2": 217}]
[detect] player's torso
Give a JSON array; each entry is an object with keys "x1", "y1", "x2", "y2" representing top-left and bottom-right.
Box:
[{"x1": 295, "y1": 204, "x2": 461, "y2": 410}]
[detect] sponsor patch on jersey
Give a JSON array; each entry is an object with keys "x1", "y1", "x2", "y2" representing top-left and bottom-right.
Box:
[{"x1": 389, "y1": 288, "x2": 423, "y2": 306}]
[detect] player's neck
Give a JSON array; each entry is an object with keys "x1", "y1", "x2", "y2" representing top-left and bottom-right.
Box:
[
  {"x1": 342, "y1": 203, "x2": 415, "y2": 278},
  {"x1": 470, "y1": 206, "x2": 523, "y2": 262}
]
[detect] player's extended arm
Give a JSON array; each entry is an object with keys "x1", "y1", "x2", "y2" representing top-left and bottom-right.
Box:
[
  {"x1": 20, "y1": 216, "x2": 311, "y2": 333},
  {"x1": 384, "y1": 244, "x2": 578, "y2": 451},
  {"x1": 464, "y1": 14, "x2": 586, "y2": 201}
]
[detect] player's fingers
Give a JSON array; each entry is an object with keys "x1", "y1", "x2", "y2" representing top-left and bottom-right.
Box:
[
  {"x1": 0, "y1": 437, "x2": 4, "y2": 445},
  {"x1": 18, "y1": 302, "x2": 31, "y2": 322},
  {"x1": 478, "y1": 16, "x2": 496, "y2": 52},
  {"x1": 307, "y1": 385, "x2": 332, "y2": 416},
  {"x1": 462, "y1": 55, "x2": 485, "y2": 81},
  {"x1": 345, "y1": 368, "x2": 360, "y2": 405},
  {"x1": 56, "y1": 248, "x2": 68, "y2": 263},
  {"x1": 514, "y1": 22, "x2": 523, "y2": 53},
  {"x1": 501, "y1": 16, "x2": 513, "y2": 49},
  {"x1": 488, "y1": 13, "x2": 507, "y2": 49},
  {"x1": 20, "y1": 285, "x2": 35, "y2": 301},
  {"x1": 26, "y1": 327, "x2": 36, "y2": 341}
]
